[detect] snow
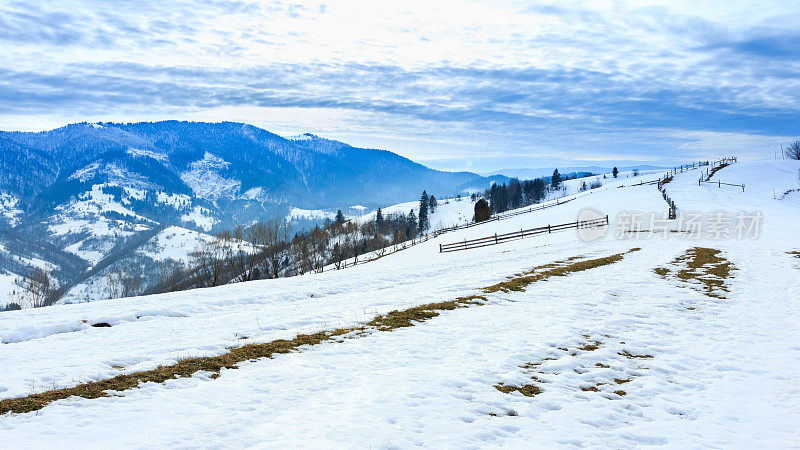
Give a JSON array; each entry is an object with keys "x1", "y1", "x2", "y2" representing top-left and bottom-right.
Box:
[
  {"x1": 180, "y1": 206, "x2": 218, "y2": 231},
  {"x1": 180, "y1": 152, "x2": 241, "y2": 202},
  {"x1": 156, "y1": 191, "x2": 192, "y2": 210},
  {"x1": 0, "y1": 192, "x2": 22, "y2": 226},
  {"x1": 138, "y1": 226, "x2": 212, "y2": 262},
  {"x1": 63, "y1": 241, "x2": 105, "y2": 266},
  {"x1": 286, "y1": 207, "x2": 336, "y2": 221},
  {"x1": 0, "y1": 270, "x2": 21, "y2": 307},
  {"x1": 1, "y1": 159, "x2": 799, "y2": 447},
  {"x1": 67, "y1": 162, "x2": 100, "y2": 182},
  {"x1": 286, "y1": 133, "x2": 317, "y2": 141},
  {"x1": 126, "y1": 147, "x2": 167, "y2": 162}
]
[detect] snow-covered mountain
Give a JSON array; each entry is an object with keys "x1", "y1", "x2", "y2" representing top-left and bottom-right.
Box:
[{"x1": 0, "y1": 121, "x2": 501, "y2": 306}]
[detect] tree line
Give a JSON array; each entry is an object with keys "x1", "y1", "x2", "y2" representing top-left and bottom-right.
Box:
[{"x1": 480, "y1": 169, "x2": 598, "y2": 214}]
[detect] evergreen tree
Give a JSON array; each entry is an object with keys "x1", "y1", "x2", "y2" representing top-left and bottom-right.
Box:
[
  {"x1": 335, "y1": 209, "x2": 345, "y2": 225},
  {"x1": 489, "y1": 184, "x2": 500, "y2": 213},
  {"x1": 429, "y1": 195, "x2": 437, "y2": 213},
  {"x1": 418, "y1": 190, "x2": 429, "y2": 232},
  {"x1": 612, "y1": 167, "x2": 618, "y2": 178},
  {"x1": 407, "y1": 209, "x2": 418, "y2": 238},
  {"x1": 375, "y1": 207, "x2": 384, "y2": 230},
  {"x1": 532, "y1": 178, "x2": 545, "y2": 202},
  {"x1": 510, "y1": 178, "x2": 522, "y2": 209},
  {"x1": 500, "y1": 184, "x2": 509, "y2": 212},
  {"x1": 551, "y1": 169, "x2": 562, "y2": 189}
]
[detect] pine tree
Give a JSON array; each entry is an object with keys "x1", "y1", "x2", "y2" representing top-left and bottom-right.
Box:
[
  {"x1": 500, "y1": 184, "x2": 509, "y2": 212},
  {"x1": 429, "y1": 195, "x2": 437, "y2": 213},
  {"x1": 510, "y1": 178, "x2": 522, "y2": 209},
  {"x1": 418, "y1": 190, "x2": 429, "y2": 232},
  {"x1": 612, "y1": 167, "x2": 618, "y2": 178},
  {"x1": 375, "y1": 207, "x2": 384, "y2": 230},
  {"x1": 489, "y1": 184, "x2": 500, "y2": 213},
  {"x1": 551, "y1": 169, "x2": 562, "y2": 189},
  {"x1": 407, "y1": 209, "x2": 418, "y2": 238},
  {"x1": 335, "y1": 209, "x2": 345, "y2": 225}
]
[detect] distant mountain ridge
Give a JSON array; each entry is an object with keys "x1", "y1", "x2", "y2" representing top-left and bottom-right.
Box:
[
  {"x1": 485, "y1": 165, "x2": 667, "y2": 180},
  {"x1": 0, "y1": 121, "x2": 495, "y2": 215},
  {"x1": 0, "y1": 120, "x2": 504, "y2": 306}
]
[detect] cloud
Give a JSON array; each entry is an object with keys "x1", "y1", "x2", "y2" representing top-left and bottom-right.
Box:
[{"x1": 1, "y1": 0, "x2": 798, "y2": 170}]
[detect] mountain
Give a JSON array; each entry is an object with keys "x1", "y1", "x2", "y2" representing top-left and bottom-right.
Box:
[
  {"x1": 0, "y1": 121, "x2": 499, "y2": 306},
  {"x1": 485, "y1": 165, "x2": 667, "y2": 180}
]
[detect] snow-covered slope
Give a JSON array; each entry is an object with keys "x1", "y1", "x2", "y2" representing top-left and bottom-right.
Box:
[{"x1": 1, "y1": 159, "x2": 798, "y2": 447}]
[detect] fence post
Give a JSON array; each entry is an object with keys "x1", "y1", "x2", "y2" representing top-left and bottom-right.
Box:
[
  {"x1": 605, "y1": 215, "x2": 609, "y2": 225},
  {"x1": 718, "y1": 180, "x2": 721, "y2": 188},
  {"x1": 548, "y1": 224, "x2": 551, "y2": 233},
  {"x1": 495, "y1": 233, "x2": 498, "y2": 244},
  {"x1": 439, "y1": 243, "x2": 442, "y2": 253}
]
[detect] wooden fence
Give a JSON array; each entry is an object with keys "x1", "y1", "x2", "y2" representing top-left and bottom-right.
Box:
[
  {"x1": 334, "y1": 234, "x2": 433, "y2": 270},
  {"x1": 698, "y1": 179, "x2": 745, "y2": 191},
  {"x1": 431, "y1": 195, "x2": 587, "y2": 237},
  {"x1": 439, "y1": 216, "x2": 609, "y2": 253}
]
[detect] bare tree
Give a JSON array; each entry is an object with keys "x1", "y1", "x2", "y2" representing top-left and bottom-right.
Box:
[
  {"x1": 247, "y1": 221, "x2": 269, "y2": 276},
  {"x1": 309, "y1": 227, "x2": 329, "y2": 272},
  {"x1": 108, "y1": 268, "x2": 143, "y2": 299},
  {"x1": 155, "y1": 259, "x2": 185, "y2": 293},
  {"x1": 263, "y1": 219, "x2": 291, "y2": 278},
  {"x1": 785, "y1": 140, "x2": 800, "y2": 160},
  {"x1": 228, "y1": 238, "x2": 258, "y2": 283},
  {"x1": 17, "y1": 267, "x2": 58, "y2": 308},
  {"x1": 331, "y1": 233, "x2": 349, "y2": 269},
  {"x1": 191, "y1": 239, "x2": 228, "y2": 287}
]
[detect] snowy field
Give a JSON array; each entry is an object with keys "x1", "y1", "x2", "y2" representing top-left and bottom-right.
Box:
[{"x1": 1, "y1": 160, "x2": 799, "y2": 447}]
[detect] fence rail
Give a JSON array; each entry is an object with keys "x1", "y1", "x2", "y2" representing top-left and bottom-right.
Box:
[
  {"x1": 432, "y1": 195, "x2": 588, "y2": 237},
  {"x1": 334, "y1": 234, "x2": 433, "y2": 270},
  {"x1": 439, "y1": 216, "x2": 609, "y2": 253},
  {"x1": 698, "y1": 179, "x2": 745, "y2": 191}
]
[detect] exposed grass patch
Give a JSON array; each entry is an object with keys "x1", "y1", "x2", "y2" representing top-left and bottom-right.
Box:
[
  {"x1": 789, "y1": 251, "x2": 800, "y2": 259},
  {"x1": 654, "y1": 247, "x2": 736, "y2": 299},
  {"x1": 578, "y1": 341, "x2": 602, "y2": 351},
  {"x1": 494, "y1": 383, "x2": 542, "y2": 397},
  {"x1": 2, "y1": 248, "x2": 638, "y2": 416},
  {"x1": 653, "y1": 267, "x2": 669, "y2": 277},
  {"x1": 618, "y1": 350, "x2": 653, "y2": 359},
  {"x1": 614, "y1": 390, "x2": 627, "y2": 396},
  {"x1": 581, "y1": 385, "x2": 600, "y2": 392},
  {"x1": 366, "y1": 295, "x2": 486, "y2": 331},
  {"x1": 484, "y1": 248, "x2": 640, "y2": 294},
  {"x1": 0, "y1": 327, "x2": 366, "y2": 415}
]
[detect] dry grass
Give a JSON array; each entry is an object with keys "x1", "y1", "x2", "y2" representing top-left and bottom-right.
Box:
[
  {"x1": 618, "y1": 350, "x2": 653, "y2": 359},
  {"x1": 578, "y1": 341, "x2": 602, "y2": 351},
  {"x1": 2, "y1": 248, "x2": 639, "y2": 416},
  {"x1": 494, "y1": 383, "x2": 542, "y2": 397},
  {"x1": 789, "y1": 251, "x2": 800, "y2": 259},
  {"x1": 366, "y1": 295, "x2": 486, "y2": 331},
  {"x1": 484, "y1": 248, "x2": 640, "y2": 294},
  {"x1": 654, "y1": 247, "x2": 736, "y2": 299}
]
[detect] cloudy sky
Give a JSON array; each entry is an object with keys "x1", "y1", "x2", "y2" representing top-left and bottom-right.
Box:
[{"x1": 1, "y1": 0, "x2": 798, "y2": 171}]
